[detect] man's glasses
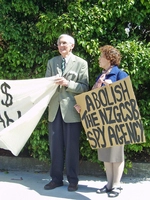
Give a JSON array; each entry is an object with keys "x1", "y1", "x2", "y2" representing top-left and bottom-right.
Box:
[{"x1": 57, "y1": 42, "x2": 70, "y2": 46}]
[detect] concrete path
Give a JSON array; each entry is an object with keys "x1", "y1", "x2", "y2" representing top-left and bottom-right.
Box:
[{"x1": 0, "y1": 170, "x2": 149, "y2": 200}]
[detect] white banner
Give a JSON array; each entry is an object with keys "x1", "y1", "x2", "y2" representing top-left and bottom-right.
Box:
[{"x1": 0, "y1": 77, "x2": 58, "y2": 156}]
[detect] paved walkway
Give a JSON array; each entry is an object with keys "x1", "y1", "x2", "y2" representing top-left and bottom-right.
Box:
[{"x1": 0, "y1": 170, "x2": 149, "y2": 200}]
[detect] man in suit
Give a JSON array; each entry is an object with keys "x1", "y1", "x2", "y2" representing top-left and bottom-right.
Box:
[{"x1": 44, "y1": 34, "x2": 89, "y2": 192}]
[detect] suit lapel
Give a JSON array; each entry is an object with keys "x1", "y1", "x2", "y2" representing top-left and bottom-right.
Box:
[{"x1": 56, "y1": 56, "x2": 63, "y2": 76}]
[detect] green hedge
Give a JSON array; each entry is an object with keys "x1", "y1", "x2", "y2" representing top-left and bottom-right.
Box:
[{"x1": 0, "y1": 0, "x2": 150, "y2": 172}]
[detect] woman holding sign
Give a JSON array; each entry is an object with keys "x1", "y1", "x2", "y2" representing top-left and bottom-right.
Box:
[
  {"x1": 95, "y1": 45, "x2": 128, "y2": 198},
  {"x1": 75, "y1": 45, "x2": 128, "y2": 198}
]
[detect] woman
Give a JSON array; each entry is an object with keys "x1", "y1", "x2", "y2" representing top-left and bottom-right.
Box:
[{"x1": 75, "y1": 45, "x2": 128, "y2": 197}]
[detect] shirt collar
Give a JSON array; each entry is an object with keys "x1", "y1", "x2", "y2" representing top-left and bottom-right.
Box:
[{"x1": 62, "y1": 53, "x2": 72, "y2": 64}]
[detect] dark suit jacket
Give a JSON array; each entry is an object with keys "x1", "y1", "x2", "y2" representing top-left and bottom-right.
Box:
[{"x1": 45, "y1": 54, "x2": 89, "y2": 122}]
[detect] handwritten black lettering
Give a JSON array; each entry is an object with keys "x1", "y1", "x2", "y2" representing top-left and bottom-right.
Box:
[
  {"x1": 118, "y1": 102, "x2": 127, "y2": 122},
  {"x1": 98, "y1": 108, "x2": 108, "y2": 125},
  {"x1": 85, "y1": 95, "x2": 96, "y2": 112},
  {"x1": 120, "y1": 80, "x2": 130, "y2": 101},
  {"x1": 79, "y1": 78, "x2": 145, "y2": 149},
  {"x1": 113, "y1": 106, "x2": 122, "y2": 123},
  {"x1": 103, "y1": 87, "x2": 114, "y2": 106},
  {"x1": 97, "y1": 126, "x2": 106, "y2": 148},
  {"x1": 123, "y1": 101, "x2": 134, "y2": 121},
  {"x1": 114, "y1": 85, "x2": 123, "y2": 102},
  {"x1": 115, "y1": 124, "x2": 124, "y2": 144},
  {"x1": 108, "y1": 126, "x2": 119, "y2": 146},
  {"x1": 126, "y1": 121, "x2": 141, "y2": 143},
  {"x1": 110, "y1": 86, "x2": 117, "y2": 104},
  {"x1": 91, "y1": 92, "x2": 101, "y2": 109},
  {"x1": 81, "y1": 110, "x2": 100, "y2": 129},
  {"x1": 119, "y1": 123, "x2": 130, "y2": 144},
  {"x1": 86, "y1": 130, "x2": 98, "y2": 148},
  {"x1": 0, "y1": 110, "x2": 22, "y2": 128},
  {"x1": 106, "y1": 107, "x2": 116, "y2": 124},
  {"x1": 137, "y1": 119, "x2": 144, "y2": 142},
  {"x1": 97, "y1": 89, "x2": 107, "y2": 107},
  {"x1": 0, "y1": 114, "x2": 6, "y2": 128},
  {"x1": 4, "y1": 111, "x2": 14, "y2": 126},
  {"x1": 86, "y1": 125, "x2": 106, "y2": 148},
  {"x1": 1, "y1": 82, "x2": 13, "y2": 107},
  {"x1": 130, "y1": 99, "x2": 140, "y2": 120}
]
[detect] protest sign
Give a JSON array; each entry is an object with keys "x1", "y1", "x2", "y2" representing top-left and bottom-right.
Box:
[
  {"x1": 75, "y1": 76, "x2": 145, "y2": 149},
  {"x1": 0, "y1": 77, "x2": 58, "y2": 156}
]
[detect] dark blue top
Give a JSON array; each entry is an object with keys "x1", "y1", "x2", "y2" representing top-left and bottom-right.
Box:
[{"x1": 96, "y1": 66, "x2": 128, "y2": 85}]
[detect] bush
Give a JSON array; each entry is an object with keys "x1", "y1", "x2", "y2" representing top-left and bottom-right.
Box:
[{"x1": 0, "y1": 0, "x2": 150, "y2": 172}]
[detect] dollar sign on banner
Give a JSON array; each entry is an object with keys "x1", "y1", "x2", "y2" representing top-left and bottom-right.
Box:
[{"x1": 1, "y1": 82, "x2": 13, "y2": 107}]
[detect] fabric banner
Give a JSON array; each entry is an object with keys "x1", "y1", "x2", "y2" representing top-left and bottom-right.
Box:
[
  {"x1": 0, "y1": 77, "x2": 58, "y2": 156},
  {"x1": 75, "y1": 76, "x2": 145, "y2": 149}
]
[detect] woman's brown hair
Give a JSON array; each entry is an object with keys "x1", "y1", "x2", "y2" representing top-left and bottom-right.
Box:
[{"x1": 100, "y1": 45, "x2": 121, "y2": 66}]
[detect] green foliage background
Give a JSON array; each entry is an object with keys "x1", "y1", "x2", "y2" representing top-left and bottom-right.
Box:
[{"x1": 0, "y1": 0, "x2": 150, "y2": 172}]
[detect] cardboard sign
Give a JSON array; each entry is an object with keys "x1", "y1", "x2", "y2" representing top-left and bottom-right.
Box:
[{"x1": 75, "y1": 76, "x2": 145, "y2": 149}]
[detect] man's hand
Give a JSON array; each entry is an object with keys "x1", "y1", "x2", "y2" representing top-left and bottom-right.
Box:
[{"x1": 54, "y1": 77, "x2": 69, "y2": 87}]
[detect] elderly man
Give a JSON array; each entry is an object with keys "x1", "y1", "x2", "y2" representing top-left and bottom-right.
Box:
[{"x1": 44, "y1": 34, "x2": 89, "y2": 192}]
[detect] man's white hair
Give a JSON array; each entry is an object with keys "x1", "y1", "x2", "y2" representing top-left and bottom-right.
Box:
[{"x1": 57, "y1": 34, "x2": 75, "y2": 45}]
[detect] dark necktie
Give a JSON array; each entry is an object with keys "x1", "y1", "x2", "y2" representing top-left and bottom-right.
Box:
[{"x1": 61, "y1": 58, "x2": 66, "y2": 74}]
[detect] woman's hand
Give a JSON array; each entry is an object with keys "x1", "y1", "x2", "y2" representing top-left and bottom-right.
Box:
[
  {"x1": 103, "y1": 79, "x2": 112, "y2": 86},
  {"x1": 74, "y1": 104, "x2": 81, "y2": 113}
]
